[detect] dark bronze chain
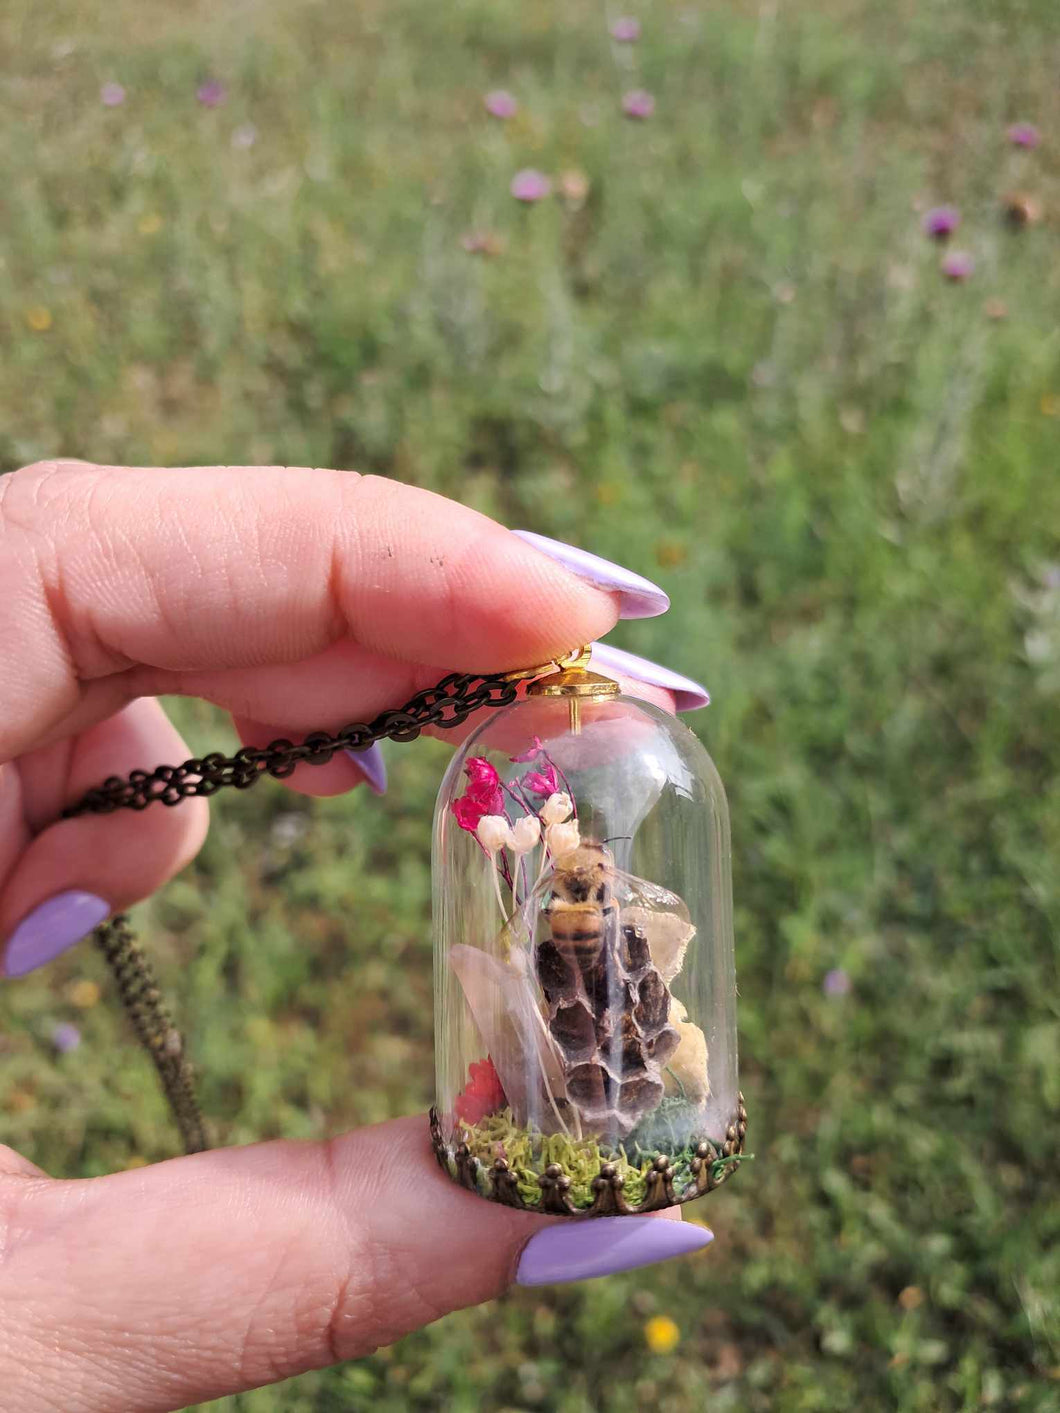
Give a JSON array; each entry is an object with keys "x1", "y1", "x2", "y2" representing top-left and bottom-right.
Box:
[
  {"x1": 68, "y1": 670, "x2": 521, "y2": 1155},
  {"x1": 64, "y1": 671, "x2": 520, "y2": 819}
]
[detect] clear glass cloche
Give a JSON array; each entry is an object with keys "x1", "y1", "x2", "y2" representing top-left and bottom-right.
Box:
[{"x1": 429, "y1": 655, "x2": 746, "y2": 1215}]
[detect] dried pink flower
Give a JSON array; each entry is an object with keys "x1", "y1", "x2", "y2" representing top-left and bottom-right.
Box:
[
  {"x1": 451, "y1": 757, "x2": 505, "y2": 831},
  {"x1": 622, "y1": 89, "x2": 655, "y2": 120},
  {"x1": 510, "y1": 738, "x2": 545, "y2": 763},
  {"x1": 523, "y1": 765, "x2": 559, "y2": 797}
]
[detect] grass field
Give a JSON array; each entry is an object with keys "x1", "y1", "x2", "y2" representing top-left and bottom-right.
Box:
[{"x1": 3, "y1": 0, "x2": 1060, "y2": 1408}]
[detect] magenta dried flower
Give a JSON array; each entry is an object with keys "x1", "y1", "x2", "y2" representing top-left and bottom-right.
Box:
[
  {"x1": 510, "y1": 737, "x2": 544, "y2": 763},
  {"x1": 941, "y1": 250, "x2": 975, "y2": 281},
  {"x1": 451, "y1": 757, "x2": 505, "y2": 831},
  {"x1": 52, "y1": 1022, "x2": 82, "y2": 1054},
  {"x1": 510, "y1": 168, "x2": 552, "y2": 202},
  {"x1": 611, "y1": 16, "x2": 642, "y2": 42},
  {"x1": 822, "y1": 969, "x2": 851, "y2": 998},
  {"x1": 100, "y1": 82, "x2": 126, "y2": 107},
  {"x1": 921, "y1": 205, "x2": 960, "y2": 240},
  {"x1": 1007, "y1": 122, "x2": 1041, "y2": 149},
  {"x1": 523, "y1": 765, "x2": 559, "y2": 797},
  {"x1": 484, "y1": 89, "x2": 518, "y2": 119},
  {"x1": 196, "y1": 79, "x2": 227, "y2": 108},
  {"x1": 622, "y1": 89, "x2": 655, "y2": 120}
]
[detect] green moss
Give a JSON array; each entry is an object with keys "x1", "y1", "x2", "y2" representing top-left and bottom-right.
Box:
[{"x1": 455, "y1": 1106, "x2": 720, "y2": 1209}]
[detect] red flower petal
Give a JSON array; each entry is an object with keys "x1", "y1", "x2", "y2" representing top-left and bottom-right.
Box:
[
  {"x1": 454, "y1": 1056, "x2": 506, "y2": 1124},
  {"x1": 452, "y1": 795, "x2": 488, "y2": 831}
]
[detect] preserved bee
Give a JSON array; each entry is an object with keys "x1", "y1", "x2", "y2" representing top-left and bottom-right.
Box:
[{"x1": 535, "y1": 842, "x2": 685, "y2": 1139}]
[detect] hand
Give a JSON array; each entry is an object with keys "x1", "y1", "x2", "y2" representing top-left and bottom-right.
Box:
[{"x1": 0, "y1": 461, "x2": 714, "y2": 1412}]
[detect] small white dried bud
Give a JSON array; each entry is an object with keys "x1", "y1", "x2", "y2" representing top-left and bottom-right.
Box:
[
  {"x1": 475, "y1": 814, "x2": 513, "y2": 853},
  {"x1": 545, "y1": 819, "x2": 580, "y2": 859},
  {"x1": 508, "y1": 815, "x2": 542, "y2": 854},
  {"x1": 540, "y1": 792, "x2": 573, "y2": 825}
]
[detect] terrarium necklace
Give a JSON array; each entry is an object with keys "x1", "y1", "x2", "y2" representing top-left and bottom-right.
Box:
[{"x1": 65, "y1": 647, "x2": 748, "y2": 1213}]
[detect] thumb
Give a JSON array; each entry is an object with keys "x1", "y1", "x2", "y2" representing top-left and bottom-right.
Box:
[{"x1": 1, "y1": 1117, "x2": 712, "y2": 1413}]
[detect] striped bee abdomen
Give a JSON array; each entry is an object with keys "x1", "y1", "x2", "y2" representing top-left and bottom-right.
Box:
[{"x1": 535, "y1": 843, "x2": 680, "y2": 1139}]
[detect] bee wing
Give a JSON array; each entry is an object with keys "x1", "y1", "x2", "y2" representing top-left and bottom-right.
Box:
[
  {"x1": 608, "y1": 866, "x2": 696, "y2": 985},
  {"x1": 450, "y1": 943, "x2": 567, "y2": 1126}
]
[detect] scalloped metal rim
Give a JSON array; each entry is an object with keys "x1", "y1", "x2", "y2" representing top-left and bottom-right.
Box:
[{"x1": 429, "y1": 1094, "x2": 748, "y2": 1216}]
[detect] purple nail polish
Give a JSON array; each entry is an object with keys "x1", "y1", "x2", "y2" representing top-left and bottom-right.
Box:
[
  {"x1": 517, "y1": 1216, "x2": 712, "y2": 1286},
  {"x1": 590, "y1": 641, "x2": 710, "y2": 711},
  {"x1": 512, "y1": 531, "x2": 670, "y2": 620},
  {"x1": 344, "y1": 742, "x2": 387, "y2": 795},
  {"x1": 4, "y1": 891, "x2": 110, "y2": 978}
]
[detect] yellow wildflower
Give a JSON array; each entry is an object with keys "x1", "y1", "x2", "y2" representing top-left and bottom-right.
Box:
[
  {"x1": 138, "y1": 213, "x2": 163, "y2": 235},
  {"x1": 25, "y1": 306, "x2": 52, "y2": 332},
  {"x1": 67, "y1": 979, "x2": 101, "y2": 1009},
  {"x1": 644, "y1": 1315, "x2": 680, "y2": 1355}
]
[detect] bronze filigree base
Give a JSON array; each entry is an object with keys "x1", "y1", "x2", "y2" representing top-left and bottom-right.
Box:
[{"x1": 429, "y1": 1095, "x2": 748, "y2": 1217}]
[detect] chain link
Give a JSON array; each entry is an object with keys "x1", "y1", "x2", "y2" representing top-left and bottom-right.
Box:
[
  {"x1": 93, "y1": 917, "x2": 207, "y2": 1155},
  {"x1": 60, "y1": 669, "x2": 523, "y2": 1155},
  {"x1": 64, "y1": 672, "x2": 520, "y2": 819}
]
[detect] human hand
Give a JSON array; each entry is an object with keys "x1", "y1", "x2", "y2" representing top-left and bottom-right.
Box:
[{"x1": 0, "y1": 461, "x2": 714, "y2": 1412}]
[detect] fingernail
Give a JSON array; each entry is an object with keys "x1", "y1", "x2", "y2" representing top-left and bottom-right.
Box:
[
  {"x1": 344, "y1": 742, "x2": 387, "y2": 795},
  {"x1": 512, "y1": 530, "x2": 670, "y2": 620},
  {"x1": 517, "y1": 1216, "x2": 712, "y2": 1287},
  {"x1": 3, "y1": 891, "x2": 110, "y2": 978},
  {"x1": 590, "y1": 641, "x2": 710, "y2": 711}
]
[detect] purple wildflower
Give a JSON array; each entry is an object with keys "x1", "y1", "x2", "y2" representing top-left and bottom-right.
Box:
[
  {"x1": 622, "y1": 89, "x2": 655, "y2": 120},
  {"x1": 1007, "y1": 123, "x2": 1040, "y2": 149},
  {"x1": 52, "y1": 1022, "x2": 81, "y2": 1054},
  {"x1": 611, "y1": 16, "x2": 642, "y2": 42},
  {"x1": 510, "y1": 168, "x2": 552, "y2": 202},
  {"x1": 921, "y1": 205, "x2": 960, "y2": 240},
  {"x1": 485, "y1": 89, "x2": 518, "y2": 119},
  {"x1": 823, "y1": 969, "x2": 852, "y2": 998},
  {"x1": 941, "y1": 250, "x2": 975, "y2": 281},
  {"x1": 196, "y1": 80, "x2": 227, "y2": 108},
  {"x1": 100, "y1": 82, "x2": 126, "y2": 107}
]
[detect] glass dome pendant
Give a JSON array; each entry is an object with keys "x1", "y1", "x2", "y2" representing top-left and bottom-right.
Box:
[{"x1": 430, "y1": 648, "x2": 747, "y2": 1215}]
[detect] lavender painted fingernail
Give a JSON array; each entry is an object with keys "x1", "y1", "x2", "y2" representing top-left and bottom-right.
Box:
[
  {"x1": 590, "y1": 641, "x2": 710, "y2": 711},
  {"x1": 512, "y1": 531, "x2": 670, "y2": 619},
  {"x1": 344, "y1": 742, "x2": 387, "y2": 795},
  {"x1": 3, "y1": 891, "x2": 110, "y2": 978},
  {"x1": 517, "y1": 1217, "x2": 712, "y2": 1286}
]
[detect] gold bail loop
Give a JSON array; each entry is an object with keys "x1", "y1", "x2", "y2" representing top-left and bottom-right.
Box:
[{"x1": 526, "y1": 647, "x2": 620, "y2": 739}]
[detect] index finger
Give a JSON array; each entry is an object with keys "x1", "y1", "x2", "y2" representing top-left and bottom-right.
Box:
[{"x1": 0, "y1": 462, "x2": 622, "y2": 762}]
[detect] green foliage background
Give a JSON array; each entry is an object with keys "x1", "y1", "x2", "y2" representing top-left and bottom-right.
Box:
[{"x1": 2, "y1": 0, "x2": 1060, "y2": 1407}]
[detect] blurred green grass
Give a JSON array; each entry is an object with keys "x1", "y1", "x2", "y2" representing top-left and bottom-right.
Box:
[{"x1": 3, "y1": 0, "x2": 1060, "y2": 1407}]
